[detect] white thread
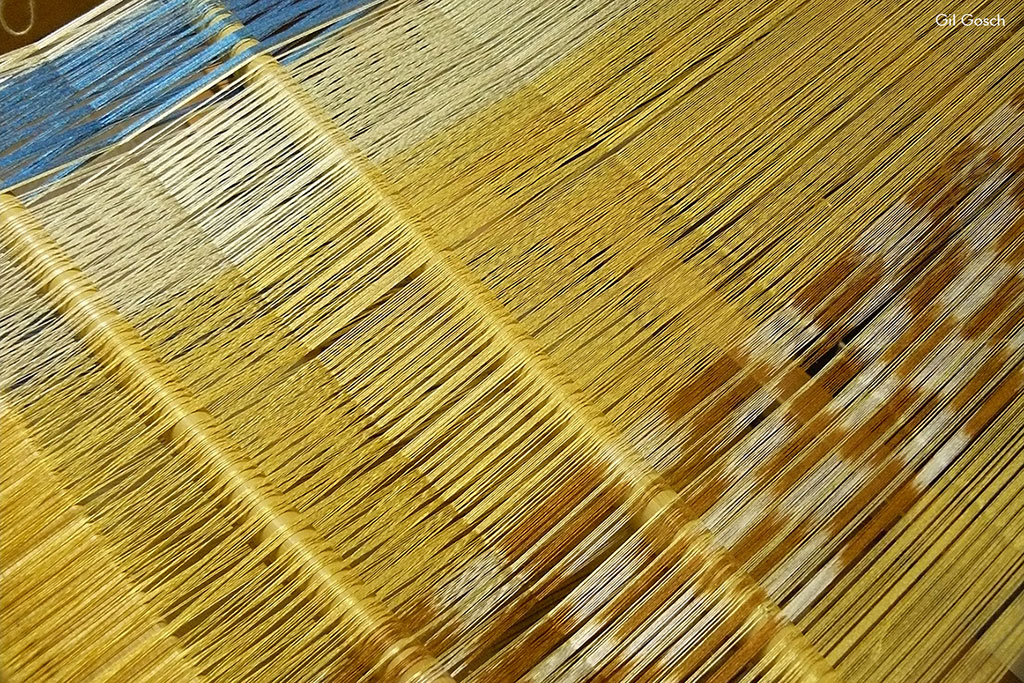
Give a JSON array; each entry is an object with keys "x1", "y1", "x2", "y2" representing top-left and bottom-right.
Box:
[{"x1": 0, "y1": 0, "x2": 34, "y2": 36}]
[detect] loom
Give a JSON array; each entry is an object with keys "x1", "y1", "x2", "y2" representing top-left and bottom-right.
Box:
[{"x1": 1, "y1": 1, "x2": 1023, "y2": 681}]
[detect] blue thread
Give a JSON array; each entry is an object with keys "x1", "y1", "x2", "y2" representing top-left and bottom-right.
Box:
[{"x1": 0, "y1": 0, "x2": 375, "y2": 189}]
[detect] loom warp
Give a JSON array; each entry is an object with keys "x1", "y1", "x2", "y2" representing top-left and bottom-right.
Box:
[{"x1": 2, "y1": 1, "x2": 1024, "y2": 682}]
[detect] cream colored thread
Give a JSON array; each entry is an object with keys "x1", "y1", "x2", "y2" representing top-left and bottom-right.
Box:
[
  {"x1": 0, "y1": 193, "x2": 455, "y2": 683},
  {"x1": 0, "y1": 0, "x2": 33, "y2": 36}
]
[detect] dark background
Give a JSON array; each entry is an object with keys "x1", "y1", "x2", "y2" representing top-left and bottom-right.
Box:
[{"x1": 1, "y1": 0, "x2": 104, "y2": 53}]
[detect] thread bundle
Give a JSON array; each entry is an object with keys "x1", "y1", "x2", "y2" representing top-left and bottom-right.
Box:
[{"x1": 2, "y1": 1, "x2": 1023, "y2": 682}]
